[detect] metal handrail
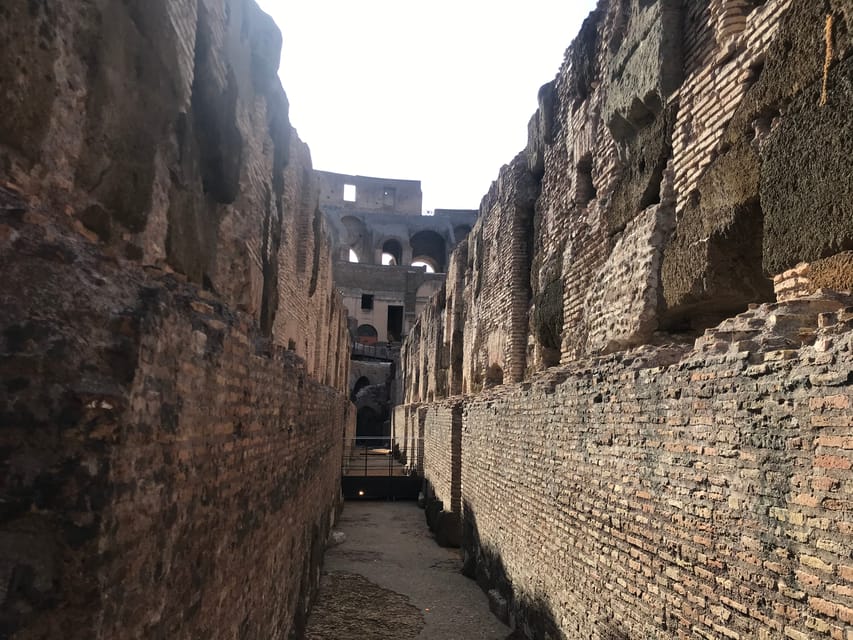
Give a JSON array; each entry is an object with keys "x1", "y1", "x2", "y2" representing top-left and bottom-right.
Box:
[{"x1": 341, "y1": 436, "x2": 422, "y2": 478}]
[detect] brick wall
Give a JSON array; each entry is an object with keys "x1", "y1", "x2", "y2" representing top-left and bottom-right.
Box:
[
  {"x1": 392, "y1": 404, "x2": 426, "y2": 476},
  {"x1": 401, "y1": 0, "x2": 853, "y2": 637},
  {"x1": 0, "y1": 0, "x2": 352, "y2": 637},
  {"x1": 406, "y1": 300, "x2": 853, "y2": 638},
  {"x1": 462, "y1": 311, "x2": 853, "y2": 639},
  {"x1": 422, "y1": 401, "x2": 463, "y2": 516},
  {"x1": 99, "y1": 282, "x2": 352, "y2": 640},
  {"x1": 404, "y1": 0, "x2": 853, "y2": 399},
  {"x1": 0, "y1": 219, "x2": 353, "y2": 638},
  {"x1": 463, "y1": 158, "x2": 537, "y2": 390}
]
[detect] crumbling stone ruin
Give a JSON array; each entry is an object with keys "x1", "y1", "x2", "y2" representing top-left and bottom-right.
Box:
[
  {"x1": 317, "y1": 171, "x2": 475, "y2": 439},
  {"x1": 2, "y1": 0, "x2": 853, "y2": 639},
  {"x1": 1, "y1": 1, "x2": 352, "y2": 638},
  {"x1": 399, "y1": 0, "x2": 853, "y2": 638}
]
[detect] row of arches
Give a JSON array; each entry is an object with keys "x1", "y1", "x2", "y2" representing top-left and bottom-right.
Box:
[
  {"x1": 346, "y1": 230, "x2": 446, "y2": 273},
  {"x1": 341, "y1": 217, "x2": 472, "y2": 274}
]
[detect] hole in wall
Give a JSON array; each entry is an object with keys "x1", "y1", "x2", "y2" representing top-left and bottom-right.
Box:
[
  {"x1": 343, "y1": 183, "x2": 356, "y2": 202},
  {"x1": 484, "y1": 363, "x2": 504, "y2": 387},
  {"x1": 575, "y1": 154, "x2": 597, "y2": 206}
]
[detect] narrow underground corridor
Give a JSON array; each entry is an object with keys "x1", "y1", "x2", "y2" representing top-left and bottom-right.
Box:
[{"x1": 304, "y1": 501, "x2": 512, "y2": 640}]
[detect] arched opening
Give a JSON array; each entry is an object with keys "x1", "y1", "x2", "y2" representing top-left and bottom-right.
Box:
[
  {"x1": 410, "y1": 230, "x2": 447, "y2": 273},
  {"x1": 341, "y1": 215, "x2": 367, "y2": 263},
  {"x1": 415, "y1": 280, "x2": 441, "y2": 304},
  {"x1": 485, "y1": 363, "x2": 504, "y2": 388},
  {"x1": 351, "y1": 376, "x2": 371, "y2": 401},
  {"x1": 381, "y1": 239, "x2": 403, "y2": 266},
  {"x1": 356, "y1": 324, "x2": 378, "y2": 345},
  {"x1": 411, "y1": 259, "x2": 436, "y2": 273}
]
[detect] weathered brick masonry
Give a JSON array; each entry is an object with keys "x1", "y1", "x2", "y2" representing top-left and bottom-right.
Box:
[
  {"x1": 1, "y1": 1, "x2": 351, "y2": 638},
  {"x1": 461, "y1": 308, "x2": 853, "y2": 639},
  {"x1": 401, "y1": 0, "x2": 853, "y2": 637}
]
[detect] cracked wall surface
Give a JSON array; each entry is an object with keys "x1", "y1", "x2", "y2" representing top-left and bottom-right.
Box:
[
  {"x1": 400, "y1": 1, "x2": 853, "y2": 638},
  {"x1": 0, "y1": 1, "x2": 351, "y2": 637}
]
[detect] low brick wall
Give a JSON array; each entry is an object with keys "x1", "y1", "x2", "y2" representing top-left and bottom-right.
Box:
[
  {"x1": 423, "y1": 401, "x2": 462, "y2": 515},
  {"x1": 408, "y1": 316, "x2": 853, "y2": 639}
]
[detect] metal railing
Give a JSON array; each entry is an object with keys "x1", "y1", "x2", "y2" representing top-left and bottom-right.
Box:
[
  {"x1": 342, "y1": 436, "x2": 413, "y2": 477},
  {"x1": 341, "y1": 436, "x2": 422, "y2": 499},
  {"x1": 351, "y1": 342, "x2": 399, "y2": 360}
]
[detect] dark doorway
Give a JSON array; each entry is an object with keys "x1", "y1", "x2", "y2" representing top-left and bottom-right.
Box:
[
  {"x1": 409, "y1": 230, "x2": 447, "y2": 273},
  {"x1": 357, "y1": 406, "x2": 385, "y2": 439},
  {"x1": 387, "y1": 306, "x2": 404, "y2": 342}
]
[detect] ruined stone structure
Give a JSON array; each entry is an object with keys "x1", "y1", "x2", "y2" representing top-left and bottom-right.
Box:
[
  {"x1": 0, "y1": 1, "x2": 353, "y2": 638},
  {"x1": 400, "y1": 1, "x2": 853, "y2": 638},
  {"x1": 4, "y1": 0, "x2": 853, "y2": 637},
  {"x1": 319, "y1": 170, "x2": 476, "y2": 345},
  {"x1": 318, "y1": 170, "x2": 476, "y2": 438}
]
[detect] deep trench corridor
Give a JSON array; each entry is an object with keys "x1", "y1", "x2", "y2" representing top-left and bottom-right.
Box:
[{"x1": 304, "y1": 502, "x2": 512, "y2": 640}]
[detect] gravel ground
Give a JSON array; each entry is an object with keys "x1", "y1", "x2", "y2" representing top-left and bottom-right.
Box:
[{"x1": 304, "y1": 501, "x2": 511, "y2": 640}]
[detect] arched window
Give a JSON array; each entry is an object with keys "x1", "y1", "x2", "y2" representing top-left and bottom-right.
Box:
[
  {"x1": 381, "y1": 239, "x2": 403, "y2": 266},
  {"x1": 341, "y1": 216, "x2": 366, "y2": 263},
  {"x1": 351, "y1": 376, "x2": 371, "y2": 400},
  {"x1": 356, "y1": 324, "x2": 378, "y2": 345},
  {"x1": 409, "y1": 230, "x2": 446, "y2": 272}
]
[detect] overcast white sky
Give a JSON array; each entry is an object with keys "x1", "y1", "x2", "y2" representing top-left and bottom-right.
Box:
[{"x1": 256, "y1": 1, "x2": 598, "y2": 213}]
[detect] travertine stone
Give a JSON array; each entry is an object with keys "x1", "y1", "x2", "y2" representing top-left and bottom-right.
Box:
[{"x1": 584, "y1": 202, "x2": 675, "y2": 354}]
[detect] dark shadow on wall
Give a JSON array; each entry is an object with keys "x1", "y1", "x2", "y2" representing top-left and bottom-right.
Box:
[
  {"x1": 356, "y1": 406, "x2": 384, "y2": 439},
  {"x1": 460, "y1": 501, "x2": 632, "y2": 640}
]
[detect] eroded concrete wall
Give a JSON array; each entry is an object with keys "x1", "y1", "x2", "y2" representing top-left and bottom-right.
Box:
[
  {"x1": 402, "y1": 0, "x2": 853, "y2": 637},
  {"x1": 0, "y1": 1, "x2": 351, "y2": 637}
]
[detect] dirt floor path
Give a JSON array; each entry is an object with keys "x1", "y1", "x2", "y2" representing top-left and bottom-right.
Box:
[{"x1": 304, "y1": 501, "x2": 512, "y2": 640}]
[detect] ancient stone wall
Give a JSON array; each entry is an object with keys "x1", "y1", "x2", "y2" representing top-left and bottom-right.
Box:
[
  {"x1": 403, "y1": 0, "x2": 853, "y2": 396},
  {"x1": 422, "y1": 401, "x2": 462, "y2": 517},
  {"x1": 464, "y1": 158, "x2": 537, "y2": 390},
  {"x1": 1, "y1": 1, "x2": 351, "y2": 637},
  {"x1": 402, "y1": 0, "x2": 853, "y2": 637},
  {"x1": 460, "y1": 303, "x2": 853, "y2": 639},
  {"x1": 392, "y1": 404, "x2": 425, "y2": 477}
]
